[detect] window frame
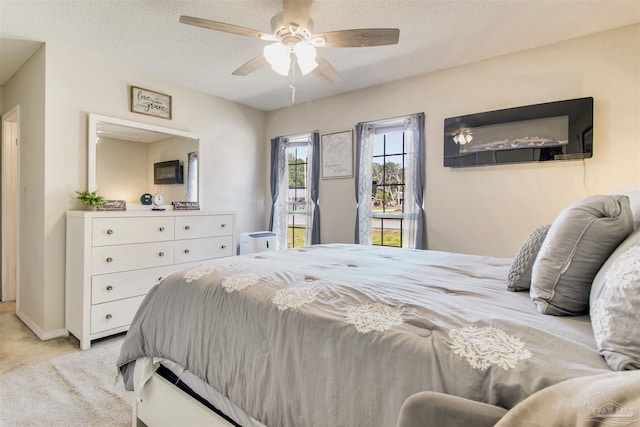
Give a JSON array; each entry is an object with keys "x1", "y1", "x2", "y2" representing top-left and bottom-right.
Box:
[
  {"x1": 371, "y1": 131, "x2": 407, "y2": 248},
  {"x1": 285, "y1": 136, "x2": 313, "y2": 248}
]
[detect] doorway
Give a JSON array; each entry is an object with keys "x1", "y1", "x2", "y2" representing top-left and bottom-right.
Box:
[{"x1": 1, "y1": 105, "x2": 19, "y2": 304}]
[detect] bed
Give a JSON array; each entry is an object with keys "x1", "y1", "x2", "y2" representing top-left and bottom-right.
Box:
[{"x1": 117, "y1": 192, "x2": 640, "y2": 427}]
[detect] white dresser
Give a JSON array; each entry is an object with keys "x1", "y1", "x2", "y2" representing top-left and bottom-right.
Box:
[{"x1": 65, "y1": 210, "x2": 236, "y2": 349}]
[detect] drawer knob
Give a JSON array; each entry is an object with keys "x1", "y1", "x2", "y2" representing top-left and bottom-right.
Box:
[
  {"x1": 184, "y1": 249, "x2": 190, "y2": 254},
  {"x1": 184, "y1": 225, "x2": 191, "y2": 230},
  {"x1": 105, "y1": 314, "x2": 112, "y2": 320},
  {"x1": 106, "y1": 257, "x2": 113, "y2": 263},
  {"x1": 221, "y1": 223, "x2": 227, "y2": 228},
  {"x1": 159, "y1": 226, "x2": 165, "y2": 232},
  {"x1": 107, "y1": 229, "x2": 113, "y2": 235},
  {"x1": 221, "y1": 245, "x2": 226, "y2": 249},
  {"x1": 158, "y1": 251, "x2": 165, "y2": 257},
  {"x1": 106, "y1": 285, "x2": 113, "y2": 291}
]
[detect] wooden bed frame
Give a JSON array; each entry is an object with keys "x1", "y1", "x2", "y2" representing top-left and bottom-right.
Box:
[{"x1": 134, "y1": 372, "x2": 236, "y2": 427}]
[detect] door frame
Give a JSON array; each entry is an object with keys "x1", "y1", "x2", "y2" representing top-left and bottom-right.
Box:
[{"x1": 1, "y1": 104, "x2": 20, "y2": 305}]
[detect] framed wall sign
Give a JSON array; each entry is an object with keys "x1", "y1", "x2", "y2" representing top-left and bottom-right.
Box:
[
  {"x1": 130, "y1": 86, "x2": 172, "y2": 119},
  {"x1": 321, "y1": 130, "x2": 353, "y2": 179}
]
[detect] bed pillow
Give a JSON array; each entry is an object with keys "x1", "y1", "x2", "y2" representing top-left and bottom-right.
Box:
[
  {"x1": 612, "y1": 186, "x2": 640, "y2": 230},
  {"x1": 530, "y1": 195, "x2": 633, "y2": 315},
  {"x1": 507, "y1": 225, "x2": 551, "y2": 291},
  {"x1": 590, "y1": 227, "x2": 640, "y2": 370}
]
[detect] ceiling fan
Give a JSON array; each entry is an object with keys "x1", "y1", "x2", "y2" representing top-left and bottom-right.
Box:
[{"x1": 179, "y1": 0, "x2": 400, "y2": 82}]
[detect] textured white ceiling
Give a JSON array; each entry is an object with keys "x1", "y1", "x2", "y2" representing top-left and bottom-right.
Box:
[{"x1": 1, "y1": 0, "x2": 639, "y2": 111}]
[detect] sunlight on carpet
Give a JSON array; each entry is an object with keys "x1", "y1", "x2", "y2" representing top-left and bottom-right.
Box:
[{"x1": 0, "y1": 336, "x2": 132, "y2": 426}]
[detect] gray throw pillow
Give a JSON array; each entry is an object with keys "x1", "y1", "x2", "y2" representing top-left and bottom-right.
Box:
[
  {"x1": 612, "y1": 186, "x2": 640, "y2": 230},
  {"x1": 530, "y1": 195, "x2": 633, "y2": 315},
  {"x1": 507, "y1": 225, "x2": 551, "y2": 291},
  {"x1": 590, "y1": 227, "x2": 640, "y2": 370}
]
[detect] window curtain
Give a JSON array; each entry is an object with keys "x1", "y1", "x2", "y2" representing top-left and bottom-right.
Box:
[
  {"x1": 354, "y1": 113, "x2": 426, "y2": 249},
  {"x1": 354, "y1": 123, "x2": 375, "y2": 245},
  {"x1": 308, "y1": 132, "x2": 321, "y2": 245},
  {"x1": 403, "y1": 113, "x2": 425, "y2": 249},
  {"x1": 269, "y1": 137, "x2": 288, "y2": 250}
]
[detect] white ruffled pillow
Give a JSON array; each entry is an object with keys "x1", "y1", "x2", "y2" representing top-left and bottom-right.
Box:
[{"x1": 590, "y1": 227, "x2": 640, "y2": 370}]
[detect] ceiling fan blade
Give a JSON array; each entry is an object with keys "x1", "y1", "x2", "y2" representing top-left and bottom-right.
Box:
[
  {"x1": 312, "y1": 28, "x2": 400, "y2": 48},
  {"x1": 179, "y1": 15, "x2": 277, "y2": 41},
  {"x1": 232, "y1": 54, "x2": 269, "y2": 76},
  {"x1": 312, "y1": 55, "x2": 341, "y2": 82},
  {"x1": 282, "y1": 0, "x2": 313, "y2": 27}
]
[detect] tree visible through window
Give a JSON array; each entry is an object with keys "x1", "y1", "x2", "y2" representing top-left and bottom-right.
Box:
[
  {"x1": 287, "y1": 144, "x2": 309, "y2": 248},
  {"x1": 372, "y1": 132, "x2": 405, "y2": 247}
]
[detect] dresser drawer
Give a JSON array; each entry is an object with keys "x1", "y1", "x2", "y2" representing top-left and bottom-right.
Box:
[
  {"x1": 175, "y1": 215, "x2": 233, "y2": 240},
  {"x1": 174, "y1": 236, "x2": 233, "y2": 264},
  {"x1": 91, "y1": 295, "x2": 146, "y2": 334},
  {"x1": 91, "y1": 265, "x2": 179, "y2": 305},
  {"x1": 92, "y1": 241, "x2": 174, "y2": 275},
  {"x1": 92, "y1": 217, "x2": 174, "y2": 246}
]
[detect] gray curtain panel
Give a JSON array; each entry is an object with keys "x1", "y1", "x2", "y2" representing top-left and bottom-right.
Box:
[{"x1": 310, "y1": 131, "x2": 321, "y2": 244}]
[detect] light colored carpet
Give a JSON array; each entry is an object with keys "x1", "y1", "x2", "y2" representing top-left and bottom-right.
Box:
[{"x1": 0, "y1": 335, "x2": 132, "y2": 427}]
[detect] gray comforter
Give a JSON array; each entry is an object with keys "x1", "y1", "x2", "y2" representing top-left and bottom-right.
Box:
[{"x1": 117, "y1": 244, "x2": 610, "y2": 427}]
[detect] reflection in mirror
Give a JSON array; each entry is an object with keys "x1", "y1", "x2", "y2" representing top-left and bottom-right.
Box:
[{"x1": 88, "y1": 114, "x2": 200, "y2": 209}]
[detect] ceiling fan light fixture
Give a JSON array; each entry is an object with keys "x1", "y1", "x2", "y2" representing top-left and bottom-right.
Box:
[
  {"x1": 264, "y1": 42, "x2": 291, "y2": 76},
  {"x1": 294, "y1": 42, "x2": 318, "y2": 75}
]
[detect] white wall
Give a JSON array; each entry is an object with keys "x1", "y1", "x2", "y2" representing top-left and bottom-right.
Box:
[
  {"x1": 5, "y1": 43, "x2": 268, "y2": 337},
  {"x1": 266, "y1": 24, "x2": 640, "y2": 258}
]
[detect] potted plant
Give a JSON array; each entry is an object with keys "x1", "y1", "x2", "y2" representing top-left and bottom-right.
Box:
[{"x1": 76, "y1": 190, "x2": 105, "y2": 210}]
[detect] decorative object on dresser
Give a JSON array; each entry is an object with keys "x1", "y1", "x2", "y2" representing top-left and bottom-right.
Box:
[
  {"x1": 65, "y1": 210, "x2": 236, "y2": 350},
  {"x1": 152, "y1": 193, "x2": 166, "y2": 211},
  {"x1": 173, "y1": 201, "x2": 200, "y2": 210},
  {"x1": 140, "y1": 193, "x2": 153, "y2": 205},
  {"x1": 75, "y1": 190, "x2": 105, "y2": 210},
  {"x1": 98, "y1": 200, "x2": 126, "y2": 211}
]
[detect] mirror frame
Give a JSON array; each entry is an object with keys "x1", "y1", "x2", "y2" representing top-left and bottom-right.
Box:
[{"x1": 88, "y1": 113, "x2": 202, "y2": 207}]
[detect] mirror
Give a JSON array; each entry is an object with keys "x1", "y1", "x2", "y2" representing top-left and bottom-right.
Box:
[{"x1": 88, "y1": 114, "x2": 200, "y2": 209}]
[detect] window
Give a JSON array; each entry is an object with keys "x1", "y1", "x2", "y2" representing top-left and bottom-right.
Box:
[
  {"x1": 355, "y1": 113, "x2": 425, "y2": 249},
  {"x1": 269, "y1": 133, "x2": 320, "y2": 249},
  {"x1": 372, "y1": 132, "x2": 405, "y2": 247},
  {"x1": 287, "y1": 142, "x2": 309, "y2": 248}
]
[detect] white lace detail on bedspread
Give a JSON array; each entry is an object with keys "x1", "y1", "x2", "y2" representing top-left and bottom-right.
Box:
[
  {"x1": 272, "y1": 288, "x2": 319, "y2": 311},
  {"x1": 449, "y1": 326, "x2": 532, "y2": 371},
  {"x1": 183, "y1": 267, "x2": 216, "y2": 283},
  {"x1": 591, "y1": 246, "x2": 640, "y2": 346},
  {"x1": 221, "y1": 273, "x2": 260, "y2": 292},
  {"x1": 345, "y1": 303, "x2": 404, "y2": 333}
]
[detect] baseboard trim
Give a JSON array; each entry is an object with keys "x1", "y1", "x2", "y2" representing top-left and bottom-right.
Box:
[{"x1": 16, "y1": 310, "x2": 67, "y2": 341}]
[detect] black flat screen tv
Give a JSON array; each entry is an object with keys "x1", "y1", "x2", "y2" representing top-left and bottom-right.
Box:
[
  {"x1": 154, "y1": 160, "x2": 183, "y2": 185},
  {"x1": 444, "y1": 97, "x2": 593, "y2": 167}
]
